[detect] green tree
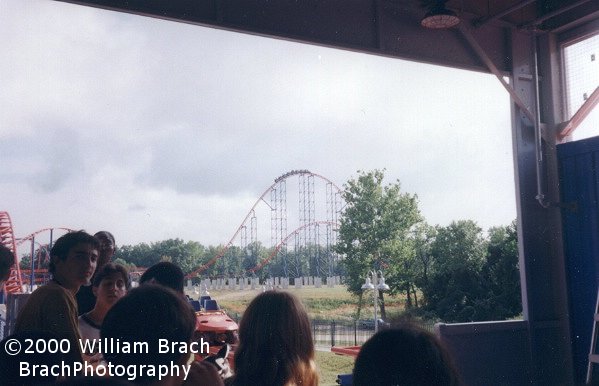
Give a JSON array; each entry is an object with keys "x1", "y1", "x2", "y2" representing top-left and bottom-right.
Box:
[
  {"x1": 112, "y1": 257, "x2": 137, "y2": 272},
  {"x1": 19, "y1": 246, "x2": 51, "y2": 271},
  {"x1": 116, "y1": 243, "x2": 154, "y2": 267},
  {"x1": 413, "y1": 223, "x2": 437, "y2": 293},
  {"x1": 19, "y1": 254, "x2": 31, "y2": 270},
  {"x1": 240, "y1": 242, "x2": 260, "y2": 272},
  {"x1": 153, "y1": 239, "x2": 190, "y2": 273},
  {"x1": 477, "y1": 221, "x2": 522, "y2": 320},
  {"x1": 335, "y1": 169, "x2": 421, "y2": 319},
  {"x1": 200, "y1": 244, "x2": 242, "y2": 278},
  {"x1": 421, "y1": 220, "x2": 487, "y2": 322}
]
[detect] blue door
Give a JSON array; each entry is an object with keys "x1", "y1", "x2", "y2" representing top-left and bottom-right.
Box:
[{"x1": 558, "y1": 135, "x2": 599, "y2": 383}]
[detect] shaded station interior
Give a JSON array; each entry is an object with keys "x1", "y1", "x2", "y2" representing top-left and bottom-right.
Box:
[{"x1": 48, "y1": 1, "x2": 599, "y2": 384}]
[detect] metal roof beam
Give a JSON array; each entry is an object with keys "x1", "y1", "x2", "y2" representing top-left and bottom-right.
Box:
[
  {"x1": 54, "y1": 0, "x2": 510, "y2": 74},
  {"x1": 474, "y1": 0, "x2": 537, "y2": 28}
]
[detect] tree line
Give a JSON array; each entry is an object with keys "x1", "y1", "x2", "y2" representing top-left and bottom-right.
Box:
[
  {"x1": 336, "y1": 169, "x2": 521, "y2": 323},
  {"x1": 19, "y1": 239, "x2": 344, "y2": 281}
]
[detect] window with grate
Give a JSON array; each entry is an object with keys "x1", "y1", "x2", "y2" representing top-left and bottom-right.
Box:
[{"x1": 563, "y1": 33, "x2": 599, "y2": 141}]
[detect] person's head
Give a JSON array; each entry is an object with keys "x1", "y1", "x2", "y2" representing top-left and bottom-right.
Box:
[
  {"x1": 139, "y1": 261, "x2": 185, "y2": 294},
  {"x1": 49, "y1": 231, "x2": 100, "y2": 288},
  {"x1": 94, "y1": 231, "x2": 115, "y2": 268},
  {"x1": 233, "y1": 290, "x2": 318, "y2": 386},
  {"x1": 92, "y1": 263, "x2": 130, "y2": 309},
  {"x1": 353, "y1": 324, "x2": 461, "y2": 386},
  {"x1": 101, "y1": 284, "x2": 196, "y2": 384},
  {"x1": 0, "y1": 244, "x2": 14, "y2": 288}
]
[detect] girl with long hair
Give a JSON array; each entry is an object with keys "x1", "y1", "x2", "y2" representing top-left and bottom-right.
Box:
[{"x1": 228, "y1": 291, "x2": 318, "y2": 386}]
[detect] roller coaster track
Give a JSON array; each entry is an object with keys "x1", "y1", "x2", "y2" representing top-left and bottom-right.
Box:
[
  {"x1": 248, "y1": 220, "x2": 339, "y2": 273},
  {"x1": 0, "y1": 211, "x2": 23, "y2": 294},
  {"x1": 186, "y1": 170, "x2": 343, "y2": 278},
  {"x1": 0, "y1": 212, "x2": 74, "y2": 294},
  {"x1": 15, "y1": 227, "x2": 74, "y2": 247}
]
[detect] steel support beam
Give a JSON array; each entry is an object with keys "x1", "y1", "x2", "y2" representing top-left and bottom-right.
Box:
[{"x1": 511, "y1": 29, "x2": 574, "y2": 385}]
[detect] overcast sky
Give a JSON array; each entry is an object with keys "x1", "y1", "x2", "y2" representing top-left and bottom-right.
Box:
[{"x1": 0, "y1": 0, "x2": 517, "y2": 250}]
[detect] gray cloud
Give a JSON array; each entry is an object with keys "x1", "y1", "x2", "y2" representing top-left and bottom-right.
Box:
[
  {"x1": 32, "y1": 129, "x2": 82, "y2": 193},
  {"x1": 0, "y1": 128, "x2": 83, "y2": 193},
  {"x1": 127, "y1": 203, "x2": 146, "y2": 211}
]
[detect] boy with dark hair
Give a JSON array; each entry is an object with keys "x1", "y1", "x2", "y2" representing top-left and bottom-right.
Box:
[
  {"x1": 140, "y1": 261, "x2": 185, "y2": 294},
  {"x1": 79, "y1": 263, "x2": 130, "y2": 363},
  {"x1": 79, "y1": 263, "x2": 129, "y2": 332},
  {"x1": 15, "y1": 230, "x2": 100, "y2": 364}
]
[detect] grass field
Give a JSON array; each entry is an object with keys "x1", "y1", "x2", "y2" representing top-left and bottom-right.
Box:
[
  {"x1": 315, "y1": 351, "x2": 355, "y2": 386},
  {"x1": 188, "y1": 285, "x2": 409, "y2": 321}
]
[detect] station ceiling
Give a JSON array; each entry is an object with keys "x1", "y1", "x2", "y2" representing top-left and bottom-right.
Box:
[{"x1": 56, "y1": 0, "x2": 599, "y2": 75}]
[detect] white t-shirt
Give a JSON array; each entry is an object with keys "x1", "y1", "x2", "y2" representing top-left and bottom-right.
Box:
[
  {"x1": 78, "y1": 313, "x2": 101, "y2": 342},
  {"x1": 78, "y1": 313, "x2": 102, "y2": 364}
]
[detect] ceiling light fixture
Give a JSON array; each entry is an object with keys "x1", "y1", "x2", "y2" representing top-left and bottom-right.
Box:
[{"x1": 421, "y1": 2, "x2": 460, "y2": 29}]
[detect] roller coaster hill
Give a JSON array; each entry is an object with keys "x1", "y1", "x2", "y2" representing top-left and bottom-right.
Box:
[
  {"x1": 1, "y1": 170, "x2": 346, "y2": 296},
  {"x1": 183, "y1": 169, "x2": 344, "y2": 281}
]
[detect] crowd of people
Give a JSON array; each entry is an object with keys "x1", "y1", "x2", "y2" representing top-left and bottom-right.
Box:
[{"x1": 0, "y1": 230, "x2": 463, "y2": 385}]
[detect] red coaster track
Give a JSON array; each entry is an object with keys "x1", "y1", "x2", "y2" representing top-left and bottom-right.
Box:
[
  {"x1": 185, "y1": 170, "x2": 343, "y2": 278},
  {"x1": 0, "y1": 211, "x2": 23, "y2": 294},
  {"x1": 0, "y1": 212, "x2": 74, "y2": 294}
]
